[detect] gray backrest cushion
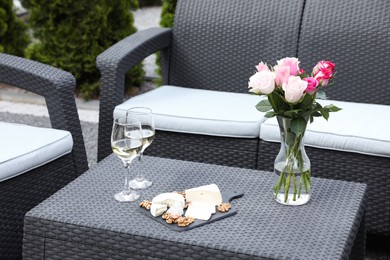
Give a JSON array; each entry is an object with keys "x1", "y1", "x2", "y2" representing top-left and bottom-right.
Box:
[
  {"x1": 298, "y1": 0, "x2": 390, "y2": 105},
  {"x1": 168, "y1": 0, "x2": 305, "y2": 93}
]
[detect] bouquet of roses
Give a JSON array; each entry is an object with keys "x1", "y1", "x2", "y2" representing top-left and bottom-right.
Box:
[
  {"x1": 248, "y1": 57, "x2": 341, "y2": 204},
  {"x1": 249, "y1": 57, "x2": 340, "y2": 137}
]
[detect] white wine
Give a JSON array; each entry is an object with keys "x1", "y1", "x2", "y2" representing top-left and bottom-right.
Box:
[
  {"x1": 112, "y1": 139, "x2": 142, "y2": 161},
  {"x1": 141, "y1": 129, "x2": 155, "y2": 151},
  {"x1": 126, "y1": 128, "x2": 155, "y2": 152}
]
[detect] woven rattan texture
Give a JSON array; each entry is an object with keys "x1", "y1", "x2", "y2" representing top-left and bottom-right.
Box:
[
  {"x1": 97, "y1": 28, "x2": 172, "y2": 161},
  {"x1": 0, "y1": 156, "x2": 76, "y2": 259},
  {"x1": 169, "y1": 0, "x2": 304, "y2": 93},
  {"x1": 298, "y1": 0, "x2": 390, "y2": 104},
  {"x1": 24, "y1": 155, "x2": 366, "y2": 260},
  {"x1": 144, "y1": 130, "x2": 259, "y2": 169},
  {"x1": 0, "y1": 54, "x2": 88, "y2": 259},
  {"x1": 257, "y1": 140, "x2": 390, "y2": 236}
]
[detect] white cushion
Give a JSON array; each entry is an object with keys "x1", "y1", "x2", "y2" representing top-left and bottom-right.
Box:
[
  {"x1": 0, "y1": 122, "x2": 73, "y2": 182},
  {"x1": 114, "y1": 85, "x2": 266, "y2": 138},
  {"x1": 259, "y1": 100, "x2": 390, "y2": 158}
]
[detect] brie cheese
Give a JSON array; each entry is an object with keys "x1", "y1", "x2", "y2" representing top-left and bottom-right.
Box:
[
  {"x1": 152, "y1": 192, "x2": 185, "y2": 208},
  {"x1": 166, "y1": 201, "x2": 184, "y2": 216},
  {"x1": 185, "y1": 184, "x2": 222, "y2": 206},
  {"x1": 150, "y1": 203, "x2": 167, "y2": 217}
]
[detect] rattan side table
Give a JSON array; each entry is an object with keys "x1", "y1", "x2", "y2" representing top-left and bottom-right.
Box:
[{"x1": 23, "y1": 155, "x2": 366, "y2": 259}]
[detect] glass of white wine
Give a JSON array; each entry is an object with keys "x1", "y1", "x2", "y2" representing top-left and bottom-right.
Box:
[
  {"x1": 111, "y1": 116, "x2": 143, "y2": 202},
  {"x1": 126, "y1": 107, "x2": 155, "y2": 189}
]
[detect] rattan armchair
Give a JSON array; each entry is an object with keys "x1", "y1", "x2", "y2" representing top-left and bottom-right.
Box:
[
  {"x1": 0, "y1": 53, "x2": 88, "y2": 259},
  {"x1": 96, "y1": 0, "x2": 305, "y2": 168}
]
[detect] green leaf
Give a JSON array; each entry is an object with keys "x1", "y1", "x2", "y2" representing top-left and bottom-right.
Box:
[
  {"x1": 313, "y1": 102, "x2": 323, "y2": 110},
  {"x1": 316, "y1": 90, "x2": 327, "y2": 100},
  {"x1": 321, "y1": 108, "x2": 330, "y2": 120},
  {"x1": 283, "y1": 109, "x2": 303, "y2": 118},
  {"x1": 255, "y1": 99, "x2": 273, "y2": 112},
  {"x1": 269, "y1": 92, "x2": 289, "y2": 113},
  {"x1": 300, "y1": 93, "x2": 314, "y2": 109},
  {"x1": 286, "y1": 132, "x2": 297, "y2": 147},
  {"x1": 265, "y1": 111, "x2": 277, "y2": 118},
  {"x1": 324, "y1": 104, "x2": 342, "y2": 112},
  {"x1": 312, "y1": 111, "x2": 322, "y2": 117},
  {"x1": 290, "y1": 117, "x2": 307, "y2": 136}
]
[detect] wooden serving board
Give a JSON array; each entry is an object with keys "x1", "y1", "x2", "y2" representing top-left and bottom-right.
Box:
[{"x1": 138, "y1": 191, "x2": 244, "y2": 231}]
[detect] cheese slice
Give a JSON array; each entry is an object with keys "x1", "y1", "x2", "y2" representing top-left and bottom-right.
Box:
[
  {"x1": 150, "y1": 203, "x2": 167, "y2": 217},
  {"x1": 152, "y1": 192, "x2": 185, "y2": 208},
  {"x1": 190, "y1": 201, "x2": 216, "y2": 214},
  {"x1": 185, "y1": 184, "x2": 222, "y2": 206},
  {"x1": 185, "y1": 203, "x2": 213, "y2": 220}
]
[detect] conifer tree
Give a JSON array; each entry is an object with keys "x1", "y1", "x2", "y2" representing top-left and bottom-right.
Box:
[
  {"x1": 0, "y1": 0, "x2": 29, "y2": 56},
  {"x1": 22, "y1": 0, "x2": 144, "y2": 99}
]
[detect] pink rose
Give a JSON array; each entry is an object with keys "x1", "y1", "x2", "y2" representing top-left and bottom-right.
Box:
[
  {"x1": 274, "y1": 65, "x2": 290, "y2": 86},
  {"x1": 255, "y1": 62, "x2": 270, "y2": 72},
  {"x1": 282, "y1": 76, "x2": 308, "y2": 103},
  {"x1": 248, "y1": 71, "x2": 275, "y2": 95},
  {"x1": 313, "y1": 60, "x2": 335, "y2": 74},
  {"x1": 303, "y1": 77, "x2": 319, "y2": 94},
  {"x1": 277, "y1": 57, "x2": 300, "y2": 76},
  {"x1": 313, "y1": 61, "x2": 335, "y2": 86}
]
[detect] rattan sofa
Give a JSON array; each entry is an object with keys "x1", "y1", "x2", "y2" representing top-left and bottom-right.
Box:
[
  {"x1": 0, "y1": 53, "x2": 88, "y2": 259},
  {"x1": 96, "y1": 0, "x2": 389, "y2": 236}
]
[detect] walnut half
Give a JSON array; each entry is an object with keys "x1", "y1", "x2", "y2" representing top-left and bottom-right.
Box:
[
  {"x1": 139, "y1": 200, "x2": 152, "y2": 210},
  {"x1": 217, "y1": 203, "x2": 232, "y2": 213},
  {"x1": 177, "y1": 216, "x2": 195, "y2": 227},
  {"x1": 162, "y1": 213, "x2": 181, "y2": 224}
]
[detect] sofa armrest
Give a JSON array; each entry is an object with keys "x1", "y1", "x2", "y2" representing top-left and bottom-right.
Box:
[
  {"x1": 97, "y1": 27, "x2": 172, "y2": 161},
  {"x1": 0, "y1": 53, "x2": 88, "y2": 174}
]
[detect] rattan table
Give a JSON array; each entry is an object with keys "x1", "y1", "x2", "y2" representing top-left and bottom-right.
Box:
[{"x1": 23, "y1": 155, "x2": 366, "y2": 260}]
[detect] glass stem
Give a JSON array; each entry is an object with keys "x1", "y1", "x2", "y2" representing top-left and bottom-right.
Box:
[
  {"x1": 136, "y1": 152, "x2": 144, "y2": 181},
  {"x1": 123, "y1": 163, "x2": 132, "y2": 195}
]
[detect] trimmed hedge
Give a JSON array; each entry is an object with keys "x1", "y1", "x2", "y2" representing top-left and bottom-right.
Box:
[
  {"x1": 155, "y1": 0, "x2": 176, "y2": 84},
  {"x1": 21, "y1": 0, "x2": 144, "y2": 99},
  {"x1": 0, "y1": 0, "x2": 29, "y2": 56}
]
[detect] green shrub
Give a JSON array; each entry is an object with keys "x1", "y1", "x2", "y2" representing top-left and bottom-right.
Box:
[
  {"x1": 154, "y1": 0, "x2": 176, "y2": 85},
  {"x1": 0, "y1": 0, "x2": 29, "y2": 56},
  {"x1": 160, "y1": 0, "x2": 175, "y2": 28},
  {"x1": 22, "y1": 0, "x2": 144, "y2": 99},
  {"x1": 138, "y1": 0, "x2": 161, "y2": 7}
]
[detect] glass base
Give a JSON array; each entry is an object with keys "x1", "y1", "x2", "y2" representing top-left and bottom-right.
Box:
[
  {"x1": 129, "y1": 178, "x2": 152, "y2": 189},
  {"x1": 274, "y1": 193, "x2": 310, "y2": 206},
  {"x1": 114, "y1": 191, "x2": 140, "y2": 202}
]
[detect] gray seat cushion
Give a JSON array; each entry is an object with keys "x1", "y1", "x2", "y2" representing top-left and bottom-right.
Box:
[
  {"x1": 259, "y1": 100, "x2": 390, "y2": 157},
  {"x1": 0, "y1": 122, "x2": 73, "y2": 182},
  {"x1": 114, "y1": 85, "x2": 266, "y2": 138}
]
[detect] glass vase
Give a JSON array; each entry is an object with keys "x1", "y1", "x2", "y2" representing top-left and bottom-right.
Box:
[{"x1": 273, "y1": 116, "x2": 311, "y2": 206}]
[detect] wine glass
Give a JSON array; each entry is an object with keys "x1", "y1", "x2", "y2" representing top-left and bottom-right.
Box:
[
  {"x1": 111, "y1": 116, "x2": 143, "y2": 202},
  {"x1": 126, "y1": 107, "x2": 155, "y2": 189}
]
